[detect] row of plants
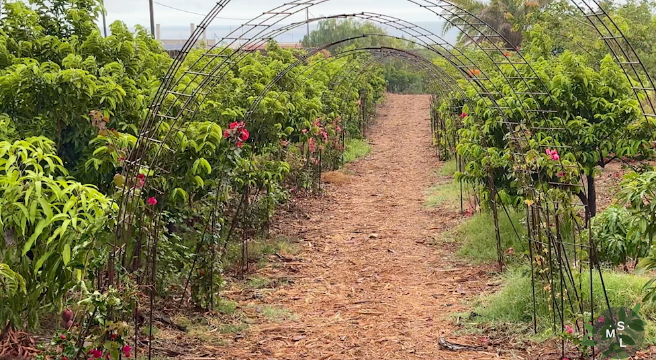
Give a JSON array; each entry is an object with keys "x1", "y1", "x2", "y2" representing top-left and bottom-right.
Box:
[
  {"x1": 0, "y1": 1, "x2": 386, "y2": 358},
  {"x1": 431, "y1": 12, "x2": 656, "y2": 356}
]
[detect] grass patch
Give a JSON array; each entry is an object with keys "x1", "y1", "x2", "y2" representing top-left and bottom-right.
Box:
[
  {"x1": 343, "y1": 139, "x2": 371, "y2": 163},
  {"x1": 216, "y1": 299, "x2": 238, "y2": 315},
  {"x1": 140, "y1": 324, "x2": 159, "y2": 337},
  {"x1": 440, "y1": 159, "x2": 458, "y2": 177},
  {"x1": 424, "y1": 180, "x2": 461, "y2": 209},
  {"x1": 219, "y1": 323, "x2": 248, "y2": 334},
  {"x1": 224, "y1": 235, "x2": 300, "y2": 270},
  {"x1": 183, "y1": 312, "x2": 249, "y2": 345},
  {"x1": 450, "y1": 210, "x2": 526, "y2": 263},
  {"x1": 462, "y1": 267, "x2": 656, "y2": 344},
  {"x1": 259, "y1": 305, "x2": 298, "y2": 322},
  {"x1": 247, "y1": 275, "x2": 272, "y2": 289}
]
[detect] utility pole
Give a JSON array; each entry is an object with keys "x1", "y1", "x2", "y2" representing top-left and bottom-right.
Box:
[
  {"x1": 306, "y1": 8, "x2": 309, "y2": 43},
  {"x1": 149, "y1": 0, "x2": 155, "y2": 37},
  {"x1": 100, "y1": 0, "x2": 108, "y2": 37}
]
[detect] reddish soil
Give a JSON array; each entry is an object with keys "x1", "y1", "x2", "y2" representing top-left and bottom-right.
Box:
[{"x1": 213, "y1": 94, "x2": 513, "y2": 359}]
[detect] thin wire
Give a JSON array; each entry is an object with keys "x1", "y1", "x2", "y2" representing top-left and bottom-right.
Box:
[{"x1": 153, "y1": 1, "x2": 251, "y2": 20}]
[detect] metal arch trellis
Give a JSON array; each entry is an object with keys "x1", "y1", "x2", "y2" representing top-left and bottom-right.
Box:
[
  {"x1": 118, "y1": 8, "x2": 540, "y2": 233},
  {"x1": 241, "y1": 33, "x2": 475, "y2": 120},
  {"x1": 571, "y1": 0, "x2": 656, "y2": 121},
  {"x1": 115, "y1": 5, "x2": 532, "y2": 282},
  {"x1": 241, "y1": 43, "x2": 474, "y2": 151},
  {"x1": 101, "y1": 1, "x2": 656, "y2": 359},
  {"x1": 317, "y1": 48, "x2": 475, "y2": 181},
  {"x1": 125, "y1": 4, "x2": 536, "y2": 354},
  {"x1": 112, "y1": 10, "x2": 544, "y2": 358},
  {"x1": 173, "y1": 45, "x2": 468, "y2": 302}
]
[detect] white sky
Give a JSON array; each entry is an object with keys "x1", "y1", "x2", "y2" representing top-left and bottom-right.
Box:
[{"x1": 103, "y1": 0, "x2": 446, "y2": 28}]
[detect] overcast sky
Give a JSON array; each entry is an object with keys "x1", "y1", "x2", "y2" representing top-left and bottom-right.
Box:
[{"x1": 104, "y1": 0, "x2": 447, "y2": 29}]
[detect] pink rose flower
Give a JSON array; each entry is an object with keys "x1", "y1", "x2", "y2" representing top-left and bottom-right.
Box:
[
  {"x1": 122, "y1": 345, "x2": 132, "y2": 358},
  {"x1": 565, "y1": 325, "x2": 573, "y2": 334}
]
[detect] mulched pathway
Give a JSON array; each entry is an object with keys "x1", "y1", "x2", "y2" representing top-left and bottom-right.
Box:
[{"x1": 215, "y1": 94, "x2": 517, "y2": 359}]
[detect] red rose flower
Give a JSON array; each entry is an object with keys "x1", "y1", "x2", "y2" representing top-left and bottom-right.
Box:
[
  {"x1": 229, "y1": 122, "x2": 239, "y2": 129},
  {"x1": 237, "y1": 141, "x2": 243, "y2": 148},
  {"x1": 460, "y1": 112, "x2": 468, "y2": 119},
  {"x1": 147, "y1": 197, "x2": 157, "y2": 206},
  {"x1": 60, "y1": 334, "x2": 66, "y2": 340},
  {"x1": 223, "y1": 129, "x2": 230, "y2": 138}
]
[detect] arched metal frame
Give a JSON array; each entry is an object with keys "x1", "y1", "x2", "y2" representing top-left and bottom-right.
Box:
[
  {"x1": 242, "y1": 33, "x2": 477, "y2": 121},
  {"x1": 101, "y1": 1, "x2": 656, "y2": 359},
  {"x1": 170, "y1": 45, "x2": 469, "y2": 322}
]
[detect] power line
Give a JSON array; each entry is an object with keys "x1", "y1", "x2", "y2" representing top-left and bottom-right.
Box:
[{"x1": 153, "y1": 1, "x2": 252, "y2": 21}]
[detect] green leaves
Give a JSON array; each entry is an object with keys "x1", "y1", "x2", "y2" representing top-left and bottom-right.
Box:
[
  {"x1": 192, "y1": 158, "x2": 212, "y2": 176},
  {"x1": 62, "y1": 243, "x2": 71, "y2": 265},
  {"x1": 22, "y1": 219, "x2": 48, "y2": 256},
  {"x1": 0, "y1": 263, "x2": 26, "y2": 296},
  {"x1": 1, "y1": 136, "x2": 115, "y2": 329},
  {"x1": 113, "y1": 174, "x2": 126, "y2": 187}
]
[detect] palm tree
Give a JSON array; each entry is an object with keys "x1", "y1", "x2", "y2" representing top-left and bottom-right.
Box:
[{"x1": 443, "y1": 0, "x2": 552, "y2": 49}]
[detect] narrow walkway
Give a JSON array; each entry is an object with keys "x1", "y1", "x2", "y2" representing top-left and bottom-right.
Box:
[{"x1": 224, "y1": 94, "x2": 507, "y2": 359}]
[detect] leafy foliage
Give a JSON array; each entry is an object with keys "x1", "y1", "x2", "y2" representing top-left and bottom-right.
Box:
[{"x1": 0, "y1": 137, "x2": 115, "y2": 329}]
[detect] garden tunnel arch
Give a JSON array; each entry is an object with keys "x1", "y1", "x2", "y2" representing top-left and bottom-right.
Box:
[
  {"x1": 118, "y1": 9, "x2": 553, "y2": 223},
  {"x1": 100, "y1": 1, "x2": 656, "y2": 359},
  {"x1": 111, "y1": 10, "x2": 535, "y2": 292}
]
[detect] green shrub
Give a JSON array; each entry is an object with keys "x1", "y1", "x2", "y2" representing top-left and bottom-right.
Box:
[{"x1": 593, "y1": 205, "x2": 647, "y2": 268}]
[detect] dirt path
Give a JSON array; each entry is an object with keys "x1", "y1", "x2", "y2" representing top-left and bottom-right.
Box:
[{"x1": 222, "y1": 94, "x2": 509, "y2": 359}]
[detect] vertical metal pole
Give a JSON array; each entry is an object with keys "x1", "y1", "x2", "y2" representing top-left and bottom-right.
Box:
[
  {"x1": 318, "y1": 149, "x2": 323, "y2": 190},
  {"x1": 544, "y1": 205, "x2": 557, "y2": 333},
  {"x1": 148, "y1": 0, "x2": 155, "y2": 37},
  {"x1": 306, "y1": 8, "x2": 310, "y2": 40},
  {"x1": 528, "y1": 205, "x2": 537, "y2": 334},
  {"x1": 100, "y1": 0, "x2": 107, "y2": 37},
  {"x1": 588, "y1": 204, "x2": 595, "y2": 359},
  {"x1": 241, "y1": 185, "x2": 250, "y2": 278}
]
